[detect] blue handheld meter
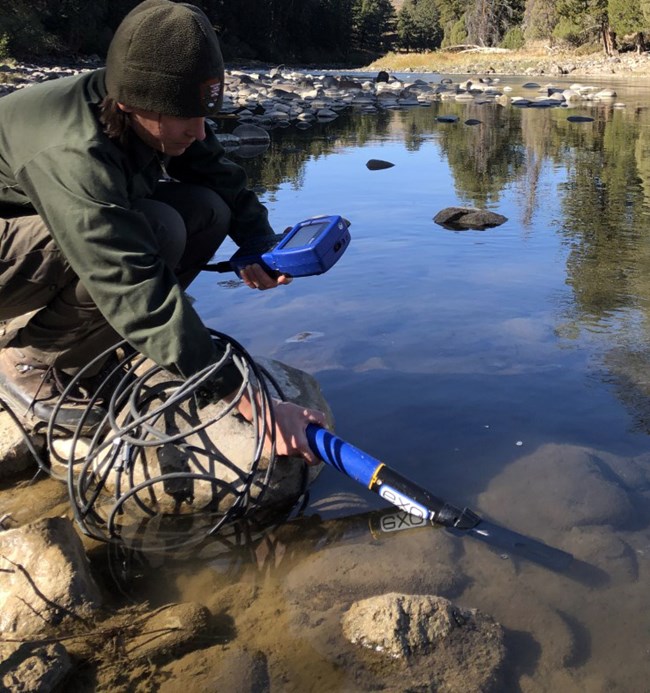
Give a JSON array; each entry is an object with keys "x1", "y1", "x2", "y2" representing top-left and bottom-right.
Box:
[{"x1": 207, "y1": 215, "x2": 351, "y2": 278}]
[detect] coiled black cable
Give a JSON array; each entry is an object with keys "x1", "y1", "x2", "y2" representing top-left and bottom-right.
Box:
[{"x1": 0, "y1": 330, "x2": 294, "y2": 546}]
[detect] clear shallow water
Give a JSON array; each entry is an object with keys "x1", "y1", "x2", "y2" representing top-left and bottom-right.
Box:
[{"x1": 183, "y1": 75, "x2": 650, "y2": 689}]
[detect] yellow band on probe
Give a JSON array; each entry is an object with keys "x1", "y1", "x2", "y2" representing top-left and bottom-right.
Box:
[{"x1": 368, "y1": 463, "x2": 385, "y2": 490}]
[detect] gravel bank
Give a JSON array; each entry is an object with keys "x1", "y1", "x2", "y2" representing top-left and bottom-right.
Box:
[{"x1": 369, "y1": 48, "x2": 650, "y2": 78}]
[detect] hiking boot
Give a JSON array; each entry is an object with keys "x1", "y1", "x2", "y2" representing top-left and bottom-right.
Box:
[{"x1": 0, "y1": 347, "x2": 107, "y2": 433}]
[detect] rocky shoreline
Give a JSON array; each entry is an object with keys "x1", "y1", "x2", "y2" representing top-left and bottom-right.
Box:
[
  {"x1": 0, "y1": 57, "x2": 637, "y2": 158},
  {"x1": 369, "y1": 47, "x2": 650, "y2": 78},
  {"x1": 2, "y1": 48, "x2": 649, "y2": 100}
]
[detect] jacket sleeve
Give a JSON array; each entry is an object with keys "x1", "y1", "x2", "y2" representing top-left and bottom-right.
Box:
[
  {"x1": 15, "y1": 142, "x2": 223, "y2": 379},
  {"x1": 166, "y1": 126, "x2": 275, "y2": 246}
]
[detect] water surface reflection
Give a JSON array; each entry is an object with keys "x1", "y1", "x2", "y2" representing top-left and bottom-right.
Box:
[{"x1": 185, "y1": 74, "x2": 650, "y2": 689}]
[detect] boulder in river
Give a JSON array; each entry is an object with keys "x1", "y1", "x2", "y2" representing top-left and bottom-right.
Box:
[
  {"x1": 366, "y1": 159, "x2": 394, "y2": 171},
  {"x1": 434, "y1": 207, "x2": 508, "y2": 230}
]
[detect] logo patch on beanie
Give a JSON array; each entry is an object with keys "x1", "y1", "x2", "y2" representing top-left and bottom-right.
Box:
[{"x1": 200, "y1": 78, "x2": 223, "y2": 112}]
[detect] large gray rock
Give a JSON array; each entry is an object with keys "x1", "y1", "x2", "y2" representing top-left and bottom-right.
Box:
[{"x1": 0, "y1": 517, "x2": 101, "y2": 636}]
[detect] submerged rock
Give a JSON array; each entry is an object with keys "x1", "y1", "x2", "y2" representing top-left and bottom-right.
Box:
[
  {"x1": 158, "y1": 645, "x2": 271, "y2": 693},
  {"x1": 127, "y1": 602, "x2": 211, "y2": 662},
  {"x1": 0, "y1": 642, "x2": 72, "y2": 692},
  {"x1": 434, "y1": 207, "x2": 508, "y2": 230},
  {"x1": 231, "y1": 123, "x2": 271, "y2": 144},
  {"x1": 478, "y1": 443, "x2": 636, "y2": 535}
]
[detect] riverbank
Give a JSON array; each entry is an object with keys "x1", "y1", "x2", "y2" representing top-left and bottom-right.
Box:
[
  {"x1": 367, "y1": 46, "x2": 650, "y2": 78},
  {"x1": 2, "y1": 46, "x2": 650, "y2": 94}
]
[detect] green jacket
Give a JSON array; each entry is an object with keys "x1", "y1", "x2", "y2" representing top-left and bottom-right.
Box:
[{"x1": 0, "y1": 69, "x2": 274, "y2": 377}]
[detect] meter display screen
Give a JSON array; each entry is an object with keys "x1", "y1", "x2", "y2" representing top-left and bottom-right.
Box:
[{"x1": 281, "y1": 221, "x2": 329, "y2": 249}]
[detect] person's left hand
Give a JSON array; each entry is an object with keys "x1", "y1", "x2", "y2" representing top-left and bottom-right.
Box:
[{"x1": 240, "y1": 263, "x2": 292, "y2": 290}]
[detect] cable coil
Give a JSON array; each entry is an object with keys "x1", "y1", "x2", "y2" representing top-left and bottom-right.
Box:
[{"x1": 39, "y1": 330, "x2": 283, "y2": 546}]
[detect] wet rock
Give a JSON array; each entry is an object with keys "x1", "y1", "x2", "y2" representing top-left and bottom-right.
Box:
[
  {"x1": 366, "y1": 159, "x2": 394, "y2": 171},
  {"x1": 316, "y1": 107, "x2": 338, "y2": 120},
  {"x1": 231, "y1": 123, "x2": 270, "y2": 144},
  {"x1": 250, "y1": 357, "x2": 331, "y2": 499},
  {"x1": 529, "y1": 98, "x2": 560, "y2": 108},
  {"x1": 567, "y1": 115, "x2": 595, "y2": 123},
  {"x1": 434, "y1": 207, "x2": 508, "y2": 230},
  {"x1": 376, "y1": 70, "x2": 390, "y2": 83},
  {"x1": 342, "y1": 593, "x2": 505, "y2": 690},
  {"x1": 234, "y1": 143, "x2": 270, "y2": 159},
  {"x1": 0, "y1": 642, "x2": 72, "y2": 692},
  {"x1": 0, "y1": 517, "x2": 101, "y2": 636},
  {"x1": 436, "y1": 114, "x2": 459, "y2": 123},
  {"x1": 126, "y1": 602, "x2": 211, "y2": 662}
]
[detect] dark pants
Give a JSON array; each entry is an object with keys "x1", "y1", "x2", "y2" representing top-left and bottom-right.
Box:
[{"x1": 0, "y1": 183, "x2": 231, "y2": 372}]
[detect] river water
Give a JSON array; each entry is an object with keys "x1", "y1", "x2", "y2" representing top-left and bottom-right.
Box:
[
  {"x1": 12, "y1": 72, "x2": 646, "y2": 690},
  {"x1": 163, "y1": 73, "x2": 650, "y2": 691}
]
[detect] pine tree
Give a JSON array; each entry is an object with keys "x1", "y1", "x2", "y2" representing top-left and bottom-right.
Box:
[
  {"x1": 523, "y1": 0, "x2": 558, "y2": 42},
  {"x1": 434, "y1": 0, "x2": 469, "y2": 46},
  {"x1": 352, "y1": 0, "x2": 396, "y2": 52},
  {"x1": 608, "y1": 0, "x2": 644, "y2": 45},
  {"x1": 397, "y1": 0, "x2": 443, "y2": 50},
  {"x1": 555, "y1": 0, "x2": 613, "y2": 53}
]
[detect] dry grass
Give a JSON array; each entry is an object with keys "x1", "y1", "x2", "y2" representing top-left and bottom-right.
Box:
[{"x1": 366, "y1": 46, "x2": 605, "y2": 75}]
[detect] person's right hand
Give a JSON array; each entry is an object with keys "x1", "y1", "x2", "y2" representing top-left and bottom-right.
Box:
[
  {"x1": 240, "y1": 263, "x2": 292, "y2": 290},
  {"x1": 236, "y1": 393, "x2": 326, "y2": 464}
]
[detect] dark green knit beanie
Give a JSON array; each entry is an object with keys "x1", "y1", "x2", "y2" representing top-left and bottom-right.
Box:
[{"x1": 106, "y1": 0, "x2": 224, "y2": 118}]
